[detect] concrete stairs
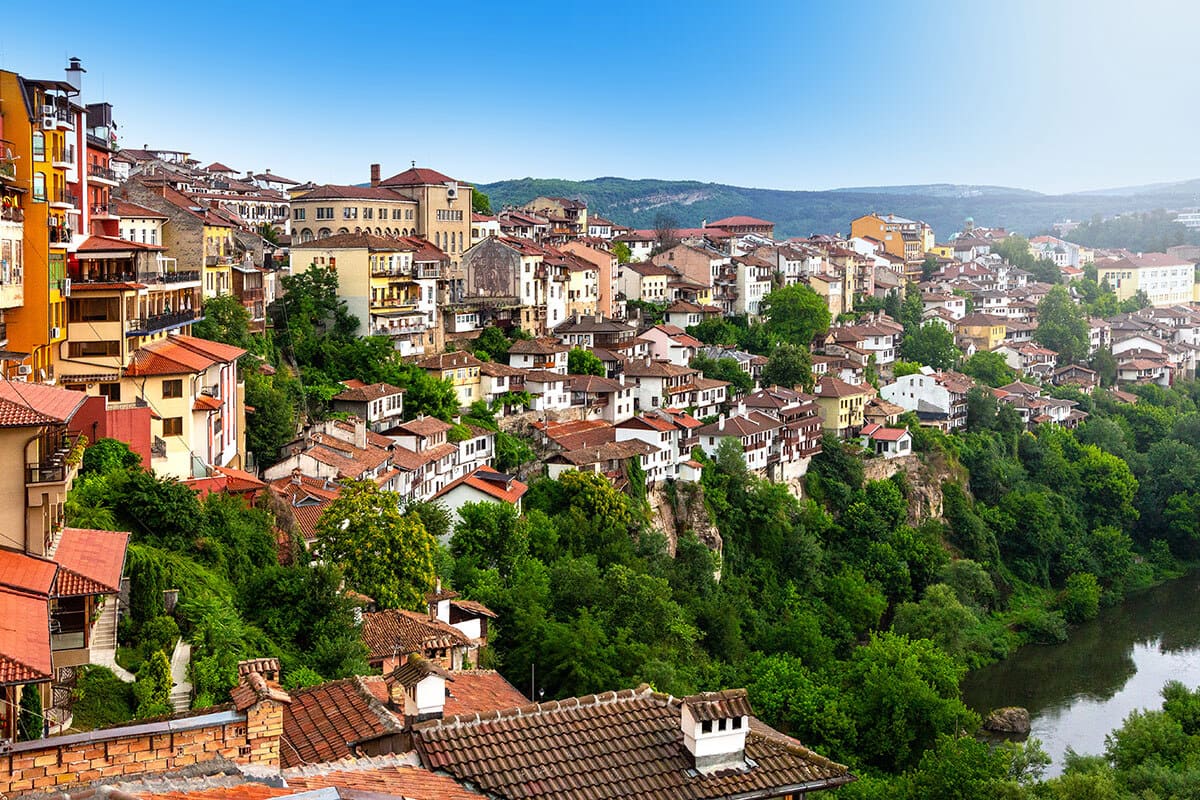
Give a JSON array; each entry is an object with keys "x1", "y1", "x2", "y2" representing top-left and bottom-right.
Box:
[
  {"x1": 89, "y1": 599, "x2": 135, "y2": 682},
  {"x1": 169, "y1": 640, "x2": 192, "y2": 712}
]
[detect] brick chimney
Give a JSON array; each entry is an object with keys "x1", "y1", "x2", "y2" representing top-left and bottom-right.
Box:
[
  {"x1": 370, "y1": 163, "x2": 381, "y2": 188},
  {"x1": 354, "y1": 416, "x2": 367, "y2": 450},
  {"x1": 231, "y1": 659, "x2": 291, "y2": 769}
]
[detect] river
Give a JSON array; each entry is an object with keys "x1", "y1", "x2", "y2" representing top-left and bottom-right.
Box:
[{"x1": 961, "y1": 570, "x2": 1200, "y2": 775}]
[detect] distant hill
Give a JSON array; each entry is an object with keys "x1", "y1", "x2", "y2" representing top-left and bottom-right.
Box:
[{"x1": 478, "y1": 177, "x2": 1200, "y2": 240}]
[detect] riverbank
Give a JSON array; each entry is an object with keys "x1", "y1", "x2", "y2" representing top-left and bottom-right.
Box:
[{"x1": 961, "y1": 568, "x2": 1200, "y2": 774}]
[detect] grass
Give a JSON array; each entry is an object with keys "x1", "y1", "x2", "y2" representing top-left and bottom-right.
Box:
[{"x1": 70, "y1": 665, "x2": 135, "y2": 731}]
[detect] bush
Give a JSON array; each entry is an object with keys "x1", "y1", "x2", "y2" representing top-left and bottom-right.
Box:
[
  {"x1": 1015, "y1": 608, "x2": 1068, "y2": 644},
  {"x1": 1058, "y1": 573, "x2": 1101, "y2": 623},
  {"x1": 139, "y1": 615, "x2": 180, "y2": 656},
  {"x1": 18, "y1": 685, "x2": 43, "y2": 741},
  {"x1": 133, "y1": 650, "x2": 174, "y2": 719},
  {"x1": 71, "y1": 665, "x2": 135, "y2": 730},
  {"x1": 282, "y1": 666, "x2": 324, "y2": 691}
]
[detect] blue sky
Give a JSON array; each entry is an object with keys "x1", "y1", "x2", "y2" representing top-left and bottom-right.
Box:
[{"x1": 2, "y1": 0, "x2": 1197, "y2": 194}]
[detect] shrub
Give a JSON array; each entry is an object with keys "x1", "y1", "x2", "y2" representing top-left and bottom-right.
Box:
[
  {"x1": 18, "y1": 685, "x2": 43, "y2": 741},
  {"x1": 282, "y1": 666, "x2": 324, "y2": 691},
  {"x1": 133, "y1": 650, "x2": 173, "y2": 719},
  {"x1": 1015, "y1": 608, "x2": 1068, "y2": 644},
  {"x1": 1058, "y1": 572, "x2": 1101, "y2": 623},
  {"x1": 139, "y1": 615, "x2": 180, "y2": 656},
  {"x1": 71, "y1": 665, "x2": 135, "y2": 730}
]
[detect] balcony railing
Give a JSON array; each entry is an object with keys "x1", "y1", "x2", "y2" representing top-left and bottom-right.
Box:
[
  {"x1": 205, "y1": 255, "x2": 235, "y2": 267},
  {"x1": 1, "y1": 206, "x2": 23, "y2": 223},
  {"x1": 49, "y1": 225, "x2": 73, "y2": 243},
  {"x1": 91, "y1": 201, "x2": 118, "y2": 217},
  {"x1": 415, "y1": 265, "x2": 441, "y2": 279},
  {"x1": 151, "y1": 436, "x2": 167, "y2": 457},
  {"x1": 26, "y1": 432, "x2": 73, "y2": 485},
  {"x1": 137, "y1": 269, "x2": 201, "y2": 285},
  {"x1": 51, "y1": 188, "x2": 78, "y2": 208},
  {"x1": 87, "y1": 163, "x2": 118, "y2": 182},
  {"x1": 126, "y1": 309, "x2": 198, "y2": 335},
  {"x1": 0, "y1": 159, "x2": 15, "y2": 181},
  {"x1": 240, "y1": 287, "x2": 264, "y2": 301}
]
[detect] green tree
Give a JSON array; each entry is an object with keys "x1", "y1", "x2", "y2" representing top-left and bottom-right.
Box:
[
  {"x1": 901, "y1": 322, "x2": 961, "y2": 370},
  {"x1": 133, "y1": 649, "x2": 173, "y2": 719},
  {"x1": 473, "y1": 326, "x2": 512, "y2": 362},
  {"x1": 761, "y1": 343, "x2": 814, "y2": 391},
  {"x1": 690, "y1": 354, "x2": 754, "y2": 394},
  {"x1": 81, "y1": 438, "x2": 142, "y2": 476},
  {"x1": 471, "y1": 189, "x2": 493, "y2": 215},
  {"x1": 687, "y1": 318, "x2": 742, "y2": 346},
  {"x1": 611, "y1": 240, "x2": 631, "y2": 264},
  {"x1": 960, "y1": 351, "x2": 1016, "y2": 388},
  {"x1": 568, "y1": 348, "x2": 606, "y2": 376},
  {"x1": 17, "y1": 685, "x2": 43, "y2": 741},
  {"x1": 452, "y1": 502, "x2": 531, "y2": 577},
  {"x1": 900, "y1": 284, "x2": 924, "y2": 333},
  {"x1": 245, "y1": 369, "x2": 298, "y2": 465},
  {"x1": 193, "y1": 295, "x2": 255, "y2": 353},
  {"x1": 920, "y1": 254, "x2": 939, "y2": 281},
  {"x1": 1076, "y1": 445, "x2": 1139, "y2": 530},
  {"x1": 760, "y1": 283, "x2": 831, "y2": 346},
  {"x1": 965, "y1": 386, "x2": 998, "y2": 432},
  {"x1": 1058, "y1": 572, "x2": 1101, "y2": 623},
  {"x1": 1090, "y1": 347, "x2": 1117, "y2": 386},
  {"x1": 1036, "y1": 285, "x2": 1090, "y2": 365},
  {"x1": 891, "y1": 584, "x2": 979, "y2": 659},
  {"x1": 495, "y1": 431, "x2": 536, "y2": 473},
  {"x1": 314, "y1": 480, "x2": 437, "y2": 609}
]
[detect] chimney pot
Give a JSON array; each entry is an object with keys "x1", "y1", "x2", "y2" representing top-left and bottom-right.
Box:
[{"x1": 370, "y1": 163, "x2": 381, "y2": 188}]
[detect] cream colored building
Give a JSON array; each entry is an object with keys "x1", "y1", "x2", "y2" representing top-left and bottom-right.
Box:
[
  {"x1": 289, "y1": 185, "x2": 420, "y2": 244},
  {"x1": 1098, "y1": 253, "x2": 1196, "y2": 307}
]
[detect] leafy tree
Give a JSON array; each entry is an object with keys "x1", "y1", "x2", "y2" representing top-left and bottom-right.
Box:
[
  {"x1": 965, "y1": 386, "x2": 999, "y2": 432},
  {"x1": 760, "y1": 283, "x2": 831, "y2": 346},
  {"x1": 687, "y1": 318, "x2": 742, "y2": 346},
  {"x1": 961, "y1": 351, "x2": 1016, "y2": 388},
  {"x1": 611, "y1": 240, "x2": 631, "y2": 264},
  {"x1": 133, "y1": 650, "x2": 173, "y2": 719},
  {"x1": 920, "y1": 254, "x2": 939, "y2": 281},
  {"x1": 761, "y1": 343, "x2": 814, "y2": 391},
  {"x1": 891, "y1": 584, "x2": 979, "y2": 659},
  {"x1": 452, "y1": 502, "x2": 531, "y2": 577},
  {"x1": 892, "y1": 360, "x2": 923, "y2": 378},
  {"x1": 17, "y1": 685, "x2": 43, "y2": 741},
  {"x1": 690, "y1": 353, "x2": 753, "y2": 394},
  {"x1": 314, "y1": 480, "x2": 436, "y2": 609},
  {"x1": 1058, "y1": 572, "x2": 1101, "y2": 623},
  {"x1": 82, "y1": 438, "x2": 142, "y2": 476},
  {"x1": 245, "y1": 369, "x2": 298, "y2": 465},
  {"x1": 471, "y1": 189, "x2": 493, "y2": 216},
  {"x1": 271, "y1": 266, "x2": 359, "y2": 368},
  {"x1": 1036, "y1": 285, "x2": 1090, "y2": 365},
  {"x1": 495, "y1": 431, "x2": 536, "y2": 473},
  {"x1": 193, "y1": 295, "x2": 255, "y2": 353},
  {"x1": 1076, "y1": 445, "x2": 1139, "y2": 530},
  {"x1": 901, "y1": 322, "x2": 961, "y2": 370},
  {"x1": 473, "y1": 326, "x2": 512, "y2": 362},
  {"x1": 568, "y1": 348, "x2": 606, "y2": 376},
  {"x1": 908, "y1": 735, "x2": 1013, "y2": 799},
  {"x1": 900, "y1": 284, "x2": 924, "y2": 333}
]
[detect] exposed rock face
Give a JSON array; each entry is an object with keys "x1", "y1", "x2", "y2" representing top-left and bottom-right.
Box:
[
  {"x1": 649, "y1": 482, "x2": 722, "y2": 559},
  {"x1": 983, "y1": 706, "x2": 1031, "y2": 736}
]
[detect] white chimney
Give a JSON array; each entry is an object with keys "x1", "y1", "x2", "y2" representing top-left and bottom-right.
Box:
[
  {"x1": 680, "y1": 691, "x2": 750, "y2": 773},
  {"x1": 354, "y1": 416, "x2": 367, "y2": 450},
  {"x1": 388, "y1": 656, "x2": 452, "y2": 724}
]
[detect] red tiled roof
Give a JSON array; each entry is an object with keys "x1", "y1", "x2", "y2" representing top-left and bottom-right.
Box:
[
  {"x1": 442, "y1": 670, "x2": 526, "y2": 717},
  {"x1": 392, "y1": 415, "x2": 452, "y2": 438},
  {"x1": 76, "y1": 235, "x2": 166, "y2": 252},
  {"x1": 708, "y1": 215, "x2": 773, "y2": 228},
  {"x1": 417, "y1": 351, "x2": 483, "y2": 371},
  {"x1": 333, "y1": 381, "x2": 405, "y2": 402},
  {"x1": 281, "y1": 677, "x2": 402, "y2": 768},
  {"x1": 380, "y1": 166, "x2": 458, "y2": 186},
  {"x1": 53, "y1": 527, "x2": 130, "y2": 597},
  {"x1": 0, "y1": 587, "x2": 51, "y2": 684},
  {"x1": 284, "y1": 759, "x2": 487, "y2": 799},
  {"x1": 412, "y1": 685, "x2": 853, "y2": 800},
  {"x1": 113, "y1": 200, "x2": 169, "y2": 219},
  {"x1": 360, "y1": 608, "x2": 470, "y2": 661},
  {"x1": 0, "y1": 549, "x2": 58, "y2": 595},
  {"x1": 434, "y1": 467, "x2": 528, "y2": 505},
  {"x1": 294, "y1": 184, "x2": 413, "y2": 202},
  {"x1": 0, "y1": 382, "x2": 88, "y2": 425},
  {"x1": 193, "y1": 394, "x2": 222, "y2": 412},
  {"x1": 292, "y1": 231, "x2": 418, "y2": 251},
  {"x1": 172, "y1": 334, "x2": 248, "y2": 364}
]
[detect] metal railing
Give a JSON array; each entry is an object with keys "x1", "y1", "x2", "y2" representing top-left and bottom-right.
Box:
[
  {"x1": 52, "y1": 188, "x2": 78, "y2": 207},
  {"x1": 151, "y1": 436, "x2": 167, "y2": 457},
  {"x1": 127, "y1": 309, "x2": 198, "y2": 334},
  {"x1": 1, "y1": 206, "x2": 23, "y2": 222},
  {"x1": 91, "y1": 201, "x2": 118, "y2": 217},
  {"x1": 49, "y1": 225, "x2": 73, "y2": 243},
  {"x1": 88, "y1": 163, "x2": 118, "y2": 182},
  {"x1": 138, "y1": 269, "x2": 200, "y2": 284},
  {"x1": 26, "y1": 432, "x2": 73, "y2": 485}
]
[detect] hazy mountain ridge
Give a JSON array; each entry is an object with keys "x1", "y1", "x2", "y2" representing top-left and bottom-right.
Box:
[{"x1": 479, "y1": 177, "x2": 1200, "y2": 240}]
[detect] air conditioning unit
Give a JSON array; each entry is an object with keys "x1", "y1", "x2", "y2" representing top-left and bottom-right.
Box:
[
  {"x1": 445, "y1": 181, "x2": 458, "y2": 200},
  {"x1": 41, "y1": 104, "x2": 55, "y2": 117},
  {"x1": 16, "y1": 365, "x2": 32, "y2": 376},
  {"x1": 42, "y1": 116, "x2": 56, "y2": 130},
  {"x1": 49, "y1": 327, "x2": 61, "y2": 339}
]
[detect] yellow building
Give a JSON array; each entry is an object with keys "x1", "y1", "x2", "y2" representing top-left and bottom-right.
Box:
[
  {"x1": 1, "y1": 69, "x2": 78, "y2": 379},
  {"x1": 416, "y1": 350, "x2": 482, "y2": 409},
  {"x1": 812, "y1": 375, "x2": 868, "y2": 438},
  {"x1": 955, "y1": 312, "x2": 1007, "y2": 351},
  {"x1": 202, "y1": 219, "x2": 234, "y2": 298},
  {"x1": 1097, "y1": 253, "x2": 1196, "y2": 307},
  {"x1": 850, "y1": 213, "x2": 932, "y2": 276}
]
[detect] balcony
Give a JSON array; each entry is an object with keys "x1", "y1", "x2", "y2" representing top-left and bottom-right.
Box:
[
  {"x1": 415, "y1": 265, "x2": 441, "y2": 279},
  {"x1": 0, "y1": 159, "x2": 14, "y2": 182},
  {"x1": 49, "y1": 225, "x2": 74, "y2": 245},
  {"x1": 91, "y1": 201, "x2": 118, "y2": 218},
  {"x1": 137, "y1": 269, "x2": 201, "y2": 286},
  {"x1": 26, "y1": 432, "x2": 75, "y2": 485},
  {"x1": 88, "y1": 163, "x2": 119, "y2": 184},
  {"x1": 126, "y1": 309, "x2": 199, "y2": 336},
  {"x1": 151, "y1": 435, "x2": 167, "y2": 458},
  {"x1": 52, "y1": 145, "x2": 76, "y2": 169},
  {"x1": 205, "y1": 255, "x2": 235, "y2": 267},
  {"x1": 239, "y1": 286, "x2": 264, "y2": 301},
  {"x1": 1, "y1": 206, "x2": 23, "y2": 223},
  {"x1": 50, "y1": 188, "x2": 78, "y2": 210}
]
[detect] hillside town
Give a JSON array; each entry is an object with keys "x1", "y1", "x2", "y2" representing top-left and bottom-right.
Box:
[{"x1": 3, "y1": 56, "x2": 1200, "y2": 799}]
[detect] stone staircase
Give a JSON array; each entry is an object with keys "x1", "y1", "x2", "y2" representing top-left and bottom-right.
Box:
[
  {"x1": 89, "y1": 599, "x2": 135, "y2": 682},
  {"x1": 169, "y1": 640, "x2": 192, "y2": 712}
]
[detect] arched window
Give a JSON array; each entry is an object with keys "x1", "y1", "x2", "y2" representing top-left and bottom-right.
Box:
[
  {"x1": 32, "y1": 173, "x2": 46, "y2": 202},
  {"x1": 318, "y1": 227, "x2": 332, "y2": 239},
  {"x1": 337, "y1": 227, "x2": 349, "y2": 235},
  {"x1": 299, "y1": 228, "x2": 314, "y2": 243}
]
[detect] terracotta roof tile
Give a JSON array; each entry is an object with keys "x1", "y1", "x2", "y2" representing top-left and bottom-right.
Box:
[
  {"x1": 0, "y1": 382, "x2": 88, "y2": 425},
  {"x1": 361, "y1": 608, "x2": 470, "y2": 661},
  {"x1": 442, "y1": 670, "x2": 526, "y2": 718},
  {"x1": 284, "y1": 757, "x2": 487, "y2": 799},
  {"x1": 333, "y1": 381, "x2": 405, "y2": 402},
  {"x1": 281, "y1": 677, "x2": 402, "y2": 768},
  {"x1": 412, "y1": 685, "x2": 853, "y2": 799},
  {"x1": 0, "y1": 549, "x2": 58, "y2": 596},
  {"x1": 0, "y1": 587, "x2": 51, "y2": 684},
  {"x1": 434, "y1": 467, "x2": 528, "y2": 505},
  {"x1": 52, "y1": 527, "x2": 130, "y2": 597}
]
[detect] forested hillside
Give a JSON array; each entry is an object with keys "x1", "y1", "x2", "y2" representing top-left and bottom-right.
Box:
[{"x1": 479, "y1": 176, "x2": 1200, "y2": 240}]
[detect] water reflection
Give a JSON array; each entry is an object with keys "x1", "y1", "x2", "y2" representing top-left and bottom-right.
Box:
[{"x1": 961, "y1": 572, "x2": 1200, "y2": 775}]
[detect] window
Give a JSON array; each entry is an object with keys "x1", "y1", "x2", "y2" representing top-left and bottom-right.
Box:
[
  {"x1": 162, "y1": 416, "x2": 183, "y2": 436},
  {"x1": 162, "y1": 379, "x2": 183, "y2": 398},
  {"x1": 392, "y1": 208, "x2": 402, "y2": 220},
  {"x1": 363, "y1": 208, "x2": 374, "y2": 220},
  {"x1": 293, "y1": 208, "x2": 305, "y2": 221},
  {"x1": 98, "y1": 382, "x2": 121, "y2": 402},
  {"x1": 343, "y1": 207, "x2": 358, "y2": 220},
  {"x1": 316, "y1": 207, "x2": 334, "y2": 220},
  {"x1": 701, "y1": 720, "x2": 713, "y2": 734},
  {"x1": 32, "y1": 132, "x2": 45, "y2": 161},
  {"x1": 33, "y1": 173, "x2": 46, "y2": 202}
]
